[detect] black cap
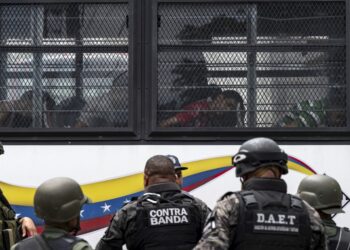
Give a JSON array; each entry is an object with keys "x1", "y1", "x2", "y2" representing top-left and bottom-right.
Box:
[{"x1": 166, "y1": 155, "x2": 188, "y2": 171}]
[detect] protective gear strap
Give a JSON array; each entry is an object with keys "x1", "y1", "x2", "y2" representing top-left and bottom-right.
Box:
[{"x1": 3, "y1": 228, "x2": 15, "y2": 250}]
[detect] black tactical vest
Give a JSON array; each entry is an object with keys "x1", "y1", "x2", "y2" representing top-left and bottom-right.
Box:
[
  {"x1": 328, "y1": 227, "x2": 350, "y2": 250},
  {"x1": 126, "y1": 192, "x2": 202, "y2": 250},
  {"x1": 0, "y1": 189, "x2": 20, "y2": 250},
  {"x1": 231, "y1": 178, "x2": 312, "y2": 250},
  {"x1": 13, "y1": 234, "x2": 85, "y2": 250}
]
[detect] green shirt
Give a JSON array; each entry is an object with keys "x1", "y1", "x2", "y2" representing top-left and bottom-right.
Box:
[
  {"x1": 322, "y1": 217, "x2": 338, "y2": 238},
  {"x1": 280, "y1": 99, "x2": 326, "y2": 127}
]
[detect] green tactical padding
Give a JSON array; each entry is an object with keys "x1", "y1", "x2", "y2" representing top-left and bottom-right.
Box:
[
  {"x1": 0, "y1": 220, "x2": 19, "y2": 250},
  {"x1": 0, "y1": 199, "x2": 20, "y2": 250},
  {"x1": 3, "y1": 228, "x2": 15, "y2": 250}
]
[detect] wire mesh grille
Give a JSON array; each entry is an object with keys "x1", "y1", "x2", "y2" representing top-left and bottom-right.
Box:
[
  {"x1": 0, "y1": 4, "x2": 128, "y2": 46},
  {"x1": 0, "y1": 3, "x2": 129, "y2": 129},
  {"x1": 156, "y1": 1, "x2": 346, "y2": 128}
]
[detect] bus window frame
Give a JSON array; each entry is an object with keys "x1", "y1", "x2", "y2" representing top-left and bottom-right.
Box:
[
  {"x1": 0, "y1": 0, "x2": 141, "y2": 140},
  {"x1": 0, "y1": 0, "x2": 349, "y2": 141},
  {"x1": 145, "y1": 0, "x2": 350, "y2": 141}
]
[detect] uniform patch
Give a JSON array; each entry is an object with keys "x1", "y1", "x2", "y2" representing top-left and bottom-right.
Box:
[
  {"x1": 253, "y1": 212, "x2": 300, "y2": 234},
  {"x1": 148, "y1": 207, "x2": 190, "y2": 226}
]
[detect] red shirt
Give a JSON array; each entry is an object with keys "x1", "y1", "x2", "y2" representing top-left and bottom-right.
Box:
[{"x1": 175, "y1": 99, "x2": 210, "y2": 125}]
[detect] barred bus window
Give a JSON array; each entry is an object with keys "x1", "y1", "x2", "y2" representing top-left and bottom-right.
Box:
[
  {"x1": 156, "y1": 2, "x2": 346, "y2": 129},
  {"x1": 0, "y1": 3, "x2": 129, "y2": 129}
]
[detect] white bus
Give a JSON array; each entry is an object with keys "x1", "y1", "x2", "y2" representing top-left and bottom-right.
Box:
[{"x1": 0, "y1": 0, "x2": 348, "y2": 247}]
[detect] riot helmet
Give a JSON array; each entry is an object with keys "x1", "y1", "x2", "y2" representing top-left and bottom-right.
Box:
[
  {"x1": 297, "y1": 174, "x2": 344, "y2": 214},
  {"x1": 233, "y1": 137, "x2": 288, "y2": 177},
  {"x1": 34, "y1": 177, "x2": 90, "y2": 223}
]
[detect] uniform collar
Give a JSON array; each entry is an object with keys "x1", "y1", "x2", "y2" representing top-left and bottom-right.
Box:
[
  {"x1": 145, "y1": 182, "x2": 181, "y2": 193},
  {"x1": 322, "y1": 218, "x2": 338, "y2": 237},
  {"x1": 43, "y1": 226, "x2": 69, "y2": 239},
  {"x1": 322, "y1": 217, "x2": 337, "y2": 227},
  {"x1": 243, "y1": 177, "x2": 287, "y2": 193}
]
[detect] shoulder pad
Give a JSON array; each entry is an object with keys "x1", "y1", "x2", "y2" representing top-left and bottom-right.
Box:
[
  {"x1": 175, "y1": 192, "x2": 196, "y2": 206},
  {"x1": 290, "y1": 195, "x2": 303, "y2": 209},
  {"x1": 63, "y1": 237, "x2": 75, "y2": 244},
  {"x1": 181, "y1": 190, "x2": 193, "y2": 196},
  {"x1": 178, "y1": 191, "x2": 195, "y2": 200},
  {"x1": 240, "y1": 191, "x2": 258, "y2": 207},
  {"x1": 72, "y1": 237, "x2": 90, "y2": 247}
]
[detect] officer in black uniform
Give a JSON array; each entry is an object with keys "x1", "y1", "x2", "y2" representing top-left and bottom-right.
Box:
[
  {"x1": 11, "y1": 177, "x2": 93, "y2": 250},
  {"x1": 298, "y1": 174, "x2": 350, "y2": 250},
  {"x1": 0, "y1": 142, "x2": 37, "y2": 250},
  {"x1": 96, "y1": 155, "x2": 210, "y2": 250},
  {"x1": 194, "y1": 137, "x2": 327, "y2": 250}
]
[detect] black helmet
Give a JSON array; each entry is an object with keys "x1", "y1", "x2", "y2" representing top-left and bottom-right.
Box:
[
  {"x1": 34, "y1": 177, "x2": 90, "y2": 223},
  {"x1": 233, "y1": 137, "x2": 288, "y2": 177}
]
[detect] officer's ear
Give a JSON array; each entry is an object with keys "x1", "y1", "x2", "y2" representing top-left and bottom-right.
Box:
[{"x1": 144, "y1": 174, "x2": 149, "y2": 187}]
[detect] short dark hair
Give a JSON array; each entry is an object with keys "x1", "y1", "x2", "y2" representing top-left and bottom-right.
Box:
[
  {"x1": 222, "y1": 90, "x2": 246, "y2": 126},
  {"x1": 221, "y1": 90, "x2": 243, "y2": 102},
  {"x1": 144, "y1": 155, "x2": 175, "y2": 177},
  {"x1": 20, "y1": 90, "x2": 56, "y2": 110}
]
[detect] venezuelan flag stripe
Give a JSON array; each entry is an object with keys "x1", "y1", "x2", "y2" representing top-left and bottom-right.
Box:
[
  {"x1": 288, "y1": 155, "x2": 316, "y2": 175},
  {"x1": 5, "y1": 154, "x2": 315, "y2": 234}
]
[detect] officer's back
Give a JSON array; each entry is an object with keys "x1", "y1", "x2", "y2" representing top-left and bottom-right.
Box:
[
  {"x1": 96, "y1": 155, "x2": 210, "y2": 250},
  {"x1": 194, "y1": 137, "x2": 327, "y2": 250},
  {"x1": 11, "y1": 177, "x2": 93, "y2": 250}
]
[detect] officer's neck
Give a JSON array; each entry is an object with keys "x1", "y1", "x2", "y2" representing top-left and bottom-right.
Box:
[
  {"x1": 318, "y1": 211, "x2": 333, "y2": 220},
  {"x1": 144, "y1": 174, "x2": 177, "y2": 187},
  {"x1": 242, "y1": 177, "x2": 287, "y2": 193}
]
